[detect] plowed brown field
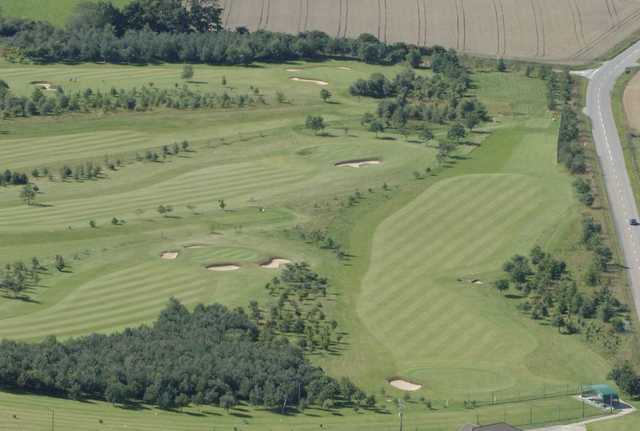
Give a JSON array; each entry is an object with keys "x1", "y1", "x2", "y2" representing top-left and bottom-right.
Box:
[{"x1": 224, "y1": 0, "x2": 640, "y2": 63}]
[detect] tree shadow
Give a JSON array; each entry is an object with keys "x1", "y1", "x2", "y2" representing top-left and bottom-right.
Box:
[{"x1": 186, "y1": 80, "x2": 208, "y2": 85}]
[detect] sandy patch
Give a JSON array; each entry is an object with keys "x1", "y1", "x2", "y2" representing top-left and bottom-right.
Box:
[
  {"x1": 335, "y1": 159, "x2": 382, "y2": 168},
  {"x1": 472, "y1": 279, "x2": 484, "y2": 285},
  {"x1": 389, "y1": 379, "x2": 422, "y2": 391},
  {"x1": 261, "y1": 258, "x2": 291, "y2": 269},
  {"x1": 337, "y1": 66, "x2": 352, "y2": 71},
  {"x1": 30, "y1": 81, "x2": 58, "y2": 91},
  {"x1": 206, "y1": 264, "x2": 240, "y2": 272},
  {"x1": 286, "y1": 68, "x2": 303, "y2": 72},
  {"x1": 289, "y1": 77, "x2": 328, "y2": 86},
  {"x1": 161, "y1": 251, "x2": 179, "y2": 260}
]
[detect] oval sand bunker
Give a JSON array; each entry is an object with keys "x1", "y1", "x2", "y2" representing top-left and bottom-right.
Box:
[
  {"x1": 161, "y1": 251, "x2": 179, "y2": 260},
  {"x1": 261, "y1": 258, "x2": 291, "y2": 269},
  {"x1": 335, "y1": 159, "x2": 382, "y2": 168},
  {"x1": 389, "y1": 379, "x2": 422, "y2": 391},
  {"x1": 290, "y1": 77, "x2": 328, "y2": 86},
  {"x1": 207, "y1": 264, "x2": 240, "y2": 272},
  {"x1": 286, "y1": 68, "x2": 303, "y2": 72}
]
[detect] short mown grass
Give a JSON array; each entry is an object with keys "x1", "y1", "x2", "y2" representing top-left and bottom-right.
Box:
[{"x1": 0, "y1": 59, "x2": 627, "y2": 429}]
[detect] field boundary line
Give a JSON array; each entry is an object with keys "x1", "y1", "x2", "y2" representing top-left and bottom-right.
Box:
[
  {"x1": 529, "y1": 0, "x2": 541, "y2": 56},
  {"x1": 222, "y1": 0, "x2": 232, "y2": 27},
  {"x1": 343, "y1": 0, "x2": 350, "y2": 37},
  {"x1": 257, "y1": 0, "x2": 265, "y2": 30},
  {"x1": 605, "y1": 0, "x2": 615, "y2": 27},
  {"x1": 536, "y1": 0, "x2": 546, "y2": 57},
  {"x1": 264, "y1": 0, "x2": 271, "y2": 27},
  {"x1": 383, "y1": 0, "x2": 389, "y2": 43},
  {"x1": 337, "y1": 0, "x2": 343, "y2": 38},
  {"x1": 416, "y1": 0, "x2": 422, "y2": 45},
  {"x1": 459, "y1": 0, "x2": 467, "y2": 51},
  {"x1": 567, "y1": 0, "x2": 582, "y2": 49},
  {"x1": 454, "y1": 0, "x2": 461, "y2": 49},
  {"x1": 491, "y1": 0, "x2": 501, "y2": 56},
  {"x1": 423, "y1": 0, "x2": 429, "y2": 45},
  {"x1": 571, "y1": 0, "x2": 587, "y2": 47},
  {"x1": 611, "y1": 0, "x2": 620, "y2": 25},
  {"x1": 573, "y1": 6, "x2": 640, "y2": 59}
]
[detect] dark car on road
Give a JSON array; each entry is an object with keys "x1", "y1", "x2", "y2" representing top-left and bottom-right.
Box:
[{"x1": 631, "y1": 219, "x2": 639, "y2": 226}]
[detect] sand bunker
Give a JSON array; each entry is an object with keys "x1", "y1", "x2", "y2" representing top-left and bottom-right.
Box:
[
  {"x1": 31, "y1": 81, "x2": 58, "y2": 91},
  {"x1": 289, "y1": 77, "x2": 328, "y2": 86},
  {"x1": 160, "y1": 251, "x2": 179, "y2": 260},
  {"x1": 337, "y1": 66, "x2": 352, "y2": 71},
  {"x1": 335, "y1": 159, "x2": 382, "y2": 168},
  {"x1": 286, "y1": 68, "x2": 303, "y2": 72},
  {"x1": 206, "y1": 264, "x2": 240, "y2": 272},
  {"x1": 261, "y1": 258, "x2": 291, "y2": 269},
  {"x1": 389, "y1": 379, "x2": 422, "y2": 392}
]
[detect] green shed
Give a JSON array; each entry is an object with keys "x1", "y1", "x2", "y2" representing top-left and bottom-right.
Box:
[{"x1": 581, "y1": 384, "x2": 619, "y2": 405}]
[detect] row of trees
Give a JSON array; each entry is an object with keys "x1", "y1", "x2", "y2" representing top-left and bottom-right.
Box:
[
  {"x1": 0, "y1": 169, "x2": 29, "y2": 186},
  {"x1": 0, "y1": 80, "x2": 266, "y2": 119},
  {"x1": 67, "y1": 0, "x2": 223, "y2": 36},
  {"x1": 2, "y1": 5, "x2": 433, "y2": 67},
  {"x1": 0, "y1": 298, "x2": 367, "y2": 411},
  {"x1": 557, "y1": 108, "x2": 586, "y2": 174}
]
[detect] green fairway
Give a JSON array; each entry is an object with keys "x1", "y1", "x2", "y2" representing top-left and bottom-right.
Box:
[
  {"x1": 0, "y1": 57, "x2": 625, "y2": 430},
  {"x1": 1, "y1": 0, "x2": 131, "y2": 26}
]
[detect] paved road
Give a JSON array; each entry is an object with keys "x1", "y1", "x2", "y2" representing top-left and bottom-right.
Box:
[{"x1": 585, "y1": 41, "x2": 640, "y2": 320}]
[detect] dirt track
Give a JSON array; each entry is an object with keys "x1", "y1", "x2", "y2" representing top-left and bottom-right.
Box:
[{"x1": 224, "y1": 0, "x2": 640, "y2": 63}]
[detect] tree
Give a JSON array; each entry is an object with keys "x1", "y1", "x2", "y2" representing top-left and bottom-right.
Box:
[
  {"x1": 320, "y1": 89, "x2": 332, "y2": 103},
  {"x1": 55, "y1": 255, "x2": 65, "y2": 272},
  {"x1": 218, "y1": 199, "x2": 226, "y2": 211},
  {"x1": 609, "y1": 362, "x2": 640, "y2": 397},
  {"x1": 305, "y1": 115, "x2": 325, "y2": 135},
  {"x1": 420, "y1": 128, "x2": 434, "y2": 143},
  {"x1": 495, "y1": 279, "x2": 509, "y2": 295},
  {"x1": 89, "y1": 220, "x2": 97, "y2": 228},
  {"x1": 368, "y1": 120, "x2": 385, "y2": 138},
  {"x1": 157, "y1": 205, "x2": 167, "y2": 217},
  {"x1": 20, "y1": 184, "x2": 36, "y2": 206},
  {"x1": 220, "y1": 393, "x2": 235, "y2": 412},
  {"x1": 406, "y1": 48, "x2": 422, "y2": 68},
  {"x1": 497, "y1": 58, "x2": 507, "y2": 72},
  {"x1": 181, "y1": 64, "x2": 194, "y2": 80},
  {"x1": 447, "y1": 123, "x2": 466, "y2": 143}
]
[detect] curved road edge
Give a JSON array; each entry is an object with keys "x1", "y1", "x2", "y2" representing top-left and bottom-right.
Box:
[{"x1": 581, "y1": 41, "x2": 640, "y2": 321}]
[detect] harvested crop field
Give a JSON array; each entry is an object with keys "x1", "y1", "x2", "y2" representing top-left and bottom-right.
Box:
[
  {"x1": 624, "y1": 70, "x2": 640, "y2": 131},
  {"x1": 223, "y1": 0, "x2": 640, "y2": 63}
]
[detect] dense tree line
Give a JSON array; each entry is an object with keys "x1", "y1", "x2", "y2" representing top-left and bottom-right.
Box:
[
  {"x1": 0, "y1": 80, "x2": 265, "y2": 119},
  {"x1": 1, "y1": 2, "x2": 431, "y2": 67},
  {"x1": 0, "y1": 299, "x2": 368, "y2": 411},
  {"x1": 557, "y1": 108, "x2": 586, "y2": 174},
  {"x1": 67, "y1": 0, "x2": 223, "y2": 36}
]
